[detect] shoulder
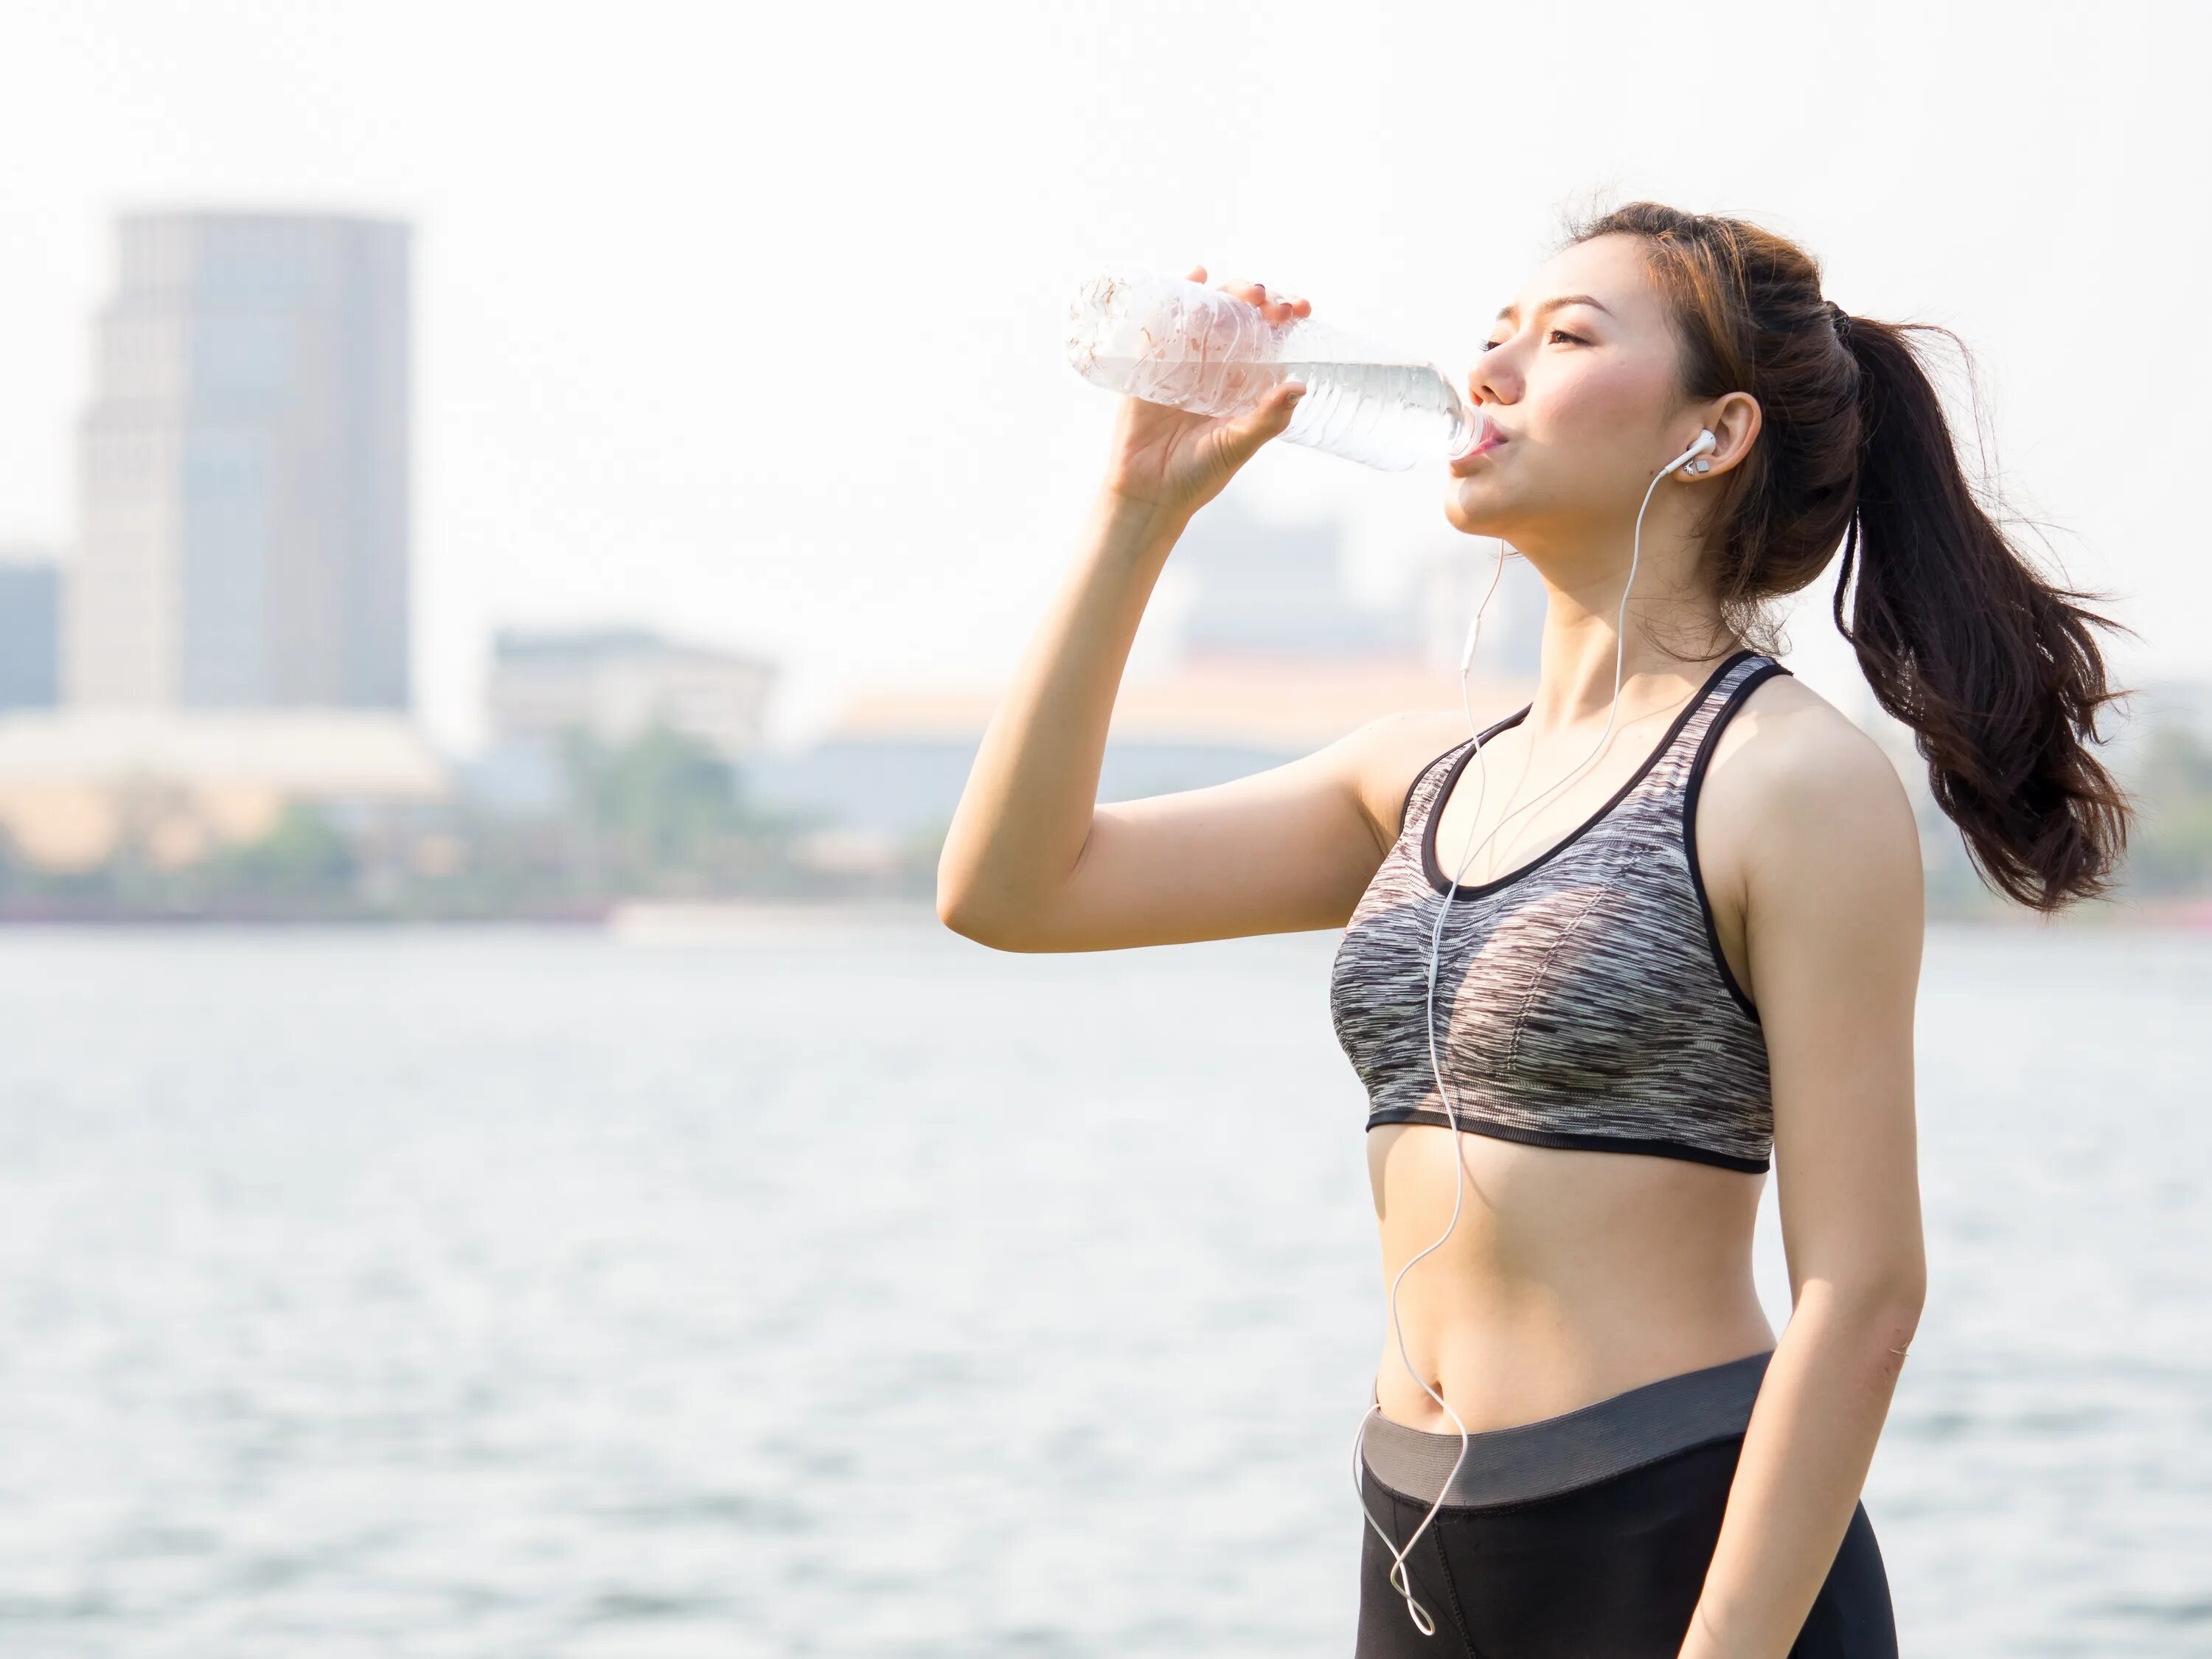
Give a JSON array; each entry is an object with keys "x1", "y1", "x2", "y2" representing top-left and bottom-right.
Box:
[
  {"x1": 1700, "y1": 669, "x2": 1923, "y2": 916},
  {"x1": 1331, "y1": 708, "x2": 1478, "y2": 856},
  {"x1": 1705, "y1": 671, "x2": 1915, "y2": 837}
]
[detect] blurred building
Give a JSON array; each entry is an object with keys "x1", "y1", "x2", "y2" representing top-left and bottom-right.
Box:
[
  {"x1": 0, "y1": 709, "x2": 446, "y2": 872},
  {"x1": 67, "y1": 211, "x2": 411, "y2": 710},
  {"x1": 1174, "y1": 502, "x2": 1424, "y2": 659},
  {"x1": 0, "y1": 546, "x2": 61, "y2": 709},
  {"x1": 486, "y1": 627, "x2": 776, "y2": 761},
  {"x1": 747, "y1": 498, "x2": 1534, "y2": 842},
  {"x1": 1169, "y1": 494, "x2": 1544, "y2": 678},
  {"x1": 757, "y1": 664, "x2": 1531, "y2": 844}
]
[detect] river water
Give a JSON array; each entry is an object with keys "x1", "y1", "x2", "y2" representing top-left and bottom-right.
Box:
[{"x1": 0, "y1": 920, "x2": 2203, "y2": 1656}]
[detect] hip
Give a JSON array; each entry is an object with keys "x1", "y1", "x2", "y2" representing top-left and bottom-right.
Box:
[{"x1": 1354, "y1": 1352, "x2": 1897, "y2": 1658}]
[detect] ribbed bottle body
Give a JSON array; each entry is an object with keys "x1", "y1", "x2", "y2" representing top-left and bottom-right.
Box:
[{"x1": 1066, "y1": 269, "x2": 1477, "y2": 471}]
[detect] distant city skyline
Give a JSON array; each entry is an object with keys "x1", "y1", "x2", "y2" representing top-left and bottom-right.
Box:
[{"x1": 0, "y1": 2, "x2": 2204, "y2": 752}]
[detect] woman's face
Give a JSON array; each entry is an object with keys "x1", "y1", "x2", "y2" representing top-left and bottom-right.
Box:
[{"x1": 1443, "y1": 233, "x2": 1699, "y2": 552}]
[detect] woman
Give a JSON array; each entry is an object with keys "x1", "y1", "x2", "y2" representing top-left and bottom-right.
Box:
[{"x1": 936, "y1": 204, "x2": 2127, "y2": 1657}]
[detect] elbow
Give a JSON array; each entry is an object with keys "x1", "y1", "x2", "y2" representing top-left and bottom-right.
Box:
[
  {"x1": 934, "y1": 868, "x2": 1031, "y2": 951},
  {"x1": 934, "y1": 831, "x2": 983, "y2": 940},
  {"x1": 936, "y1": 895, "x2": 1002, "y2": 949},
  {"x1": 1847, "y1": 1239, "x2": 1925, "y2": 1322},
  {"x1": 1865, "y1": 1274, "x2": 1924, "y2": 1386},
  {"x1": 1801, "y1": 1254, "x2": 1926, "y2": 1360},
  {"x1": 934, "y1": 869, "x2": 992, "y2": 945},
  {"x1": 1867, "y1": 1270, "x2": 1925, "y2": 1362},
  {"x1": 936, "y1": 830, "x2": 1071, "y2": 951},
  {"x1": 933, "y1": 838, "x2": 990, "y2": 942},
  {"x1": 1877, "y1": 1245, "x2": 1927, "y2": 1333}
]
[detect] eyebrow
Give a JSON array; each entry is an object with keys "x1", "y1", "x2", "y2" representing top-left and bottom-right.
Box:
[{"x1": 1494, "y1": 293, "x2": 1614, "y2": 323}]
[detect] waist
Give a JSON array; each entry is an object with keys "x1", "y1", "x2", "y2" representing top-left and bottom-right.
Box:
[
  {"x1": 1366, "y1": 1121, "x2": 1770, "y2": 1427},
  {"x1": 1359, "y1": 1349, "x2": 1774, "y2": 1509}
]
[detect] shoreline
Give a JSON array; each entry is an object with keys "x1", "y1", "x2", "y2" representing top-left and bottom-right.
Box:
[{"x1": 0, "y1": 893, "x2": 2201, "y2": 933}]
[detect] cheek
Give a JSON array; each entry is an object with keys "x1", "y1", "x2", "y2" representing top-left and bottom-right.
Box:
[{"x1": 1533, "y1": 361, "x2": 1673, "y2": 448}]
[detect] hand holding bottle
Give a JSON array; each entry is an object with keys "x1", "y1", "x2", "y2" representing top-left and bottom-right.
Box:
[
  {"x1": 1068, "y1": 265, "x2": 1485, "y2": 491},
  {"x1": 1093, "y1": 265, "x2": 1313, "y2": 521}
]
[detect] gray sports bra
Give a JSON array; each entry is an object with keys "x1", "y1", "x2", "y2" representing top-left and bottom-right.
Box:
[{"x1": 1328, "y1": 650, "x2": 1789, "y2": 1174}]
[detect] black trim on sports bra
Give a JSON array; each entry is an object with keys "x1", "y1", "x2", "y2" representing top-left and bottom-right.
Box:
[
  {"x1": 1391, "y1": 709, "x2": 1526, "y2": 846},
  {"x1": 1422, "y1": 650, "x2": 1763, "y2": 900},
  {"x1": 1681, "y1": 660, "x2": 1792, "y2": 1022},
  {"x1": 1361, "y1": 1107, "x2": 1771, "y2": 1174}
]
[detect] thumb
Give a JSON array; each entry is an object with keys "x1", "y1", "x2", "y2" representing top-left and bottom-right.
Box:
[{"x1": 1211, "y1": 379, "x2": 1307, "y2": 468}]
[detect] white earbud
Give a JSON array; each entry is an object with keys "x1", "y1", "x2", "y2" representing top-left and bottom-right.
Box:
[{"x1": 1663, "y1": 428, "x2": 1718, "y2": 477}]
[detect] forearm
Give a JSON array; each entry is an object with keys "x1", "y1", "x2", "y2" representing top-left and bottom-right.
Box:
[
  {"x1": 936, "y1": 489, "x2": 1188, "y2": 933},
  {"x1": 1680, "y1": 1281, "x2": 1919, "y2": 1658}
]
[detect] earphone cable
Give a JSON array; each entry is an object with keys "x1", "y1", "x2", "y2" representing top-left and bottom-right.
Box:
[{"x1": 1354, "y1": 453, "x2": 1692, "y2": 1634}]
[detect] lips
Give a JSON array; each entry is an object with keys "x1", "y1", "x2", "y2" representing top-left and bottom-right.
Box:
[{"x1": 1449, "y1": 413, "x2": 1508, "y2": 476}]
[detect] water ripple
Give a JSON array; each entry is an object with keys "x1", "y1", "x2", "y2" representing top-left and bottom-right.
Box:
[{"x1": 0, "y1": 922, "x2": 2202, "y2": 1655}]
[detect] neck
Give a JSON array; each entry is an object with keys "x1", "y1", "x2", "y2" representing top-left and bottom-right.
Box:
[{"x1": 1513, "y1": 529, "x2": 1736, "y2": 732}]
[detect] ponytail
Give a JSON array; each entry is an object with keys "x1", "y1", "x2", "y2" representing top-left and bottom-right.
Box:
[
  {"x1": 1834, "y1": 319, "x2": 2129, "y2": 909},
  {"x1": 1568, "y1": 202, "x2": 2131, "y2": 911}
]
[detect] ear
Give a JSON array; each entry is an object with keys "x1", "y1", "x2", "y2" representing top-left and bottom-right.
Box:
[{"x1": 1697, "y1": 392, "x2": 1763, "y2": 476}]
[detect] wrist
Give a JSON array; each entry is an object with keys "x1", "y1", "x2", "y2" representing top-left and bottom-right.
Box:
[
  {"x1": 1088, "y1": 487, "x2": 1192, "y2": 565},
  {"x1": 1677, "y1": 1601, "x2": 1761, "y2": 1659}
]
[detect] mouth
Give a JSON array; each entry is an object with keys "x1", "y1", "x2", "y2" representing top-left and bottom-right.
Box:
[{"x1": 1448, "y1": 413, "x2": 1508, "y2": 476}]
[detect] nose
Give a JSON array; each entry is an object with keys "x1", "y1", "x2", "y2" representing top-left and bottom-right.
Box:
[{"x1": 1468, "y1": 348, "x2": 1519, "y2": 409}]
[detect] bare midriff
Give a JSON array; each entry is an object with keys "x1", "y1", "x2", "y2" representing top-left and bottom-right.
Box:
[{"x1": 1366, "y1": 1121, "x2": 1774, "y2": 1435}]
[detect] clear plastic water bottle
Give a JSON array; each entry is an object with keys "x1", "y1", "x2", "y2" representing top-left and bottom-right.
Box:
[{"x1": 1065, "y1": 266, "x2": 1486, "y2": 472}]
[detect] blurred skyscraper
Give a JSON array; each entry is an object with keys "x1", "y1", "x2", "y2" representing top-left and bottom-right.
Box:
[
  {"x1": 0, "y1": 546, "x2": 60, "y2": 709},
  {"x1": 67, "y1": 212, "x2": 411, "y2": 709}
]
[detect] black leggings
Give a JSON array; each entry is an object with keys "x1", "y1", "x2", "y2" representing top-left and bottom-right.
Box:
[{"x1": 1355, "y1": 1434, "x2": 1897, "y2": 1658}]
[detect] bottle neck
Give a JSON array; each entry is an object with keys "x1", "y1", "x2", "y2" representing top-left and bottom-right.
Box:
[{"x1": 1444, "y1": 391, "x2": 1486, "y2": 459}]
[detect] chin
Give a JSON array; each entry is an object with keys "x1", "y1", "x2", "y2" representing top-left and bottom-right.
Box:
[{"x1": 1441, "y1": 484, "x2": 1502, "y2": 538}]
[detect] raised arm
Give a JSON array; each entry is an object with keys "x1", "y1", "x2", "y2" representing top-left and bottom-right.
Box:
[{"x1": 935, "y1": 269, "x2": 1454, "y2": 953}]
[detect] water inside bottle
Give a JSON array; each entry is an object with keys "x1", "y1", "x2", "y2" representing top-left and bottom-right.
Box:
[{"x1": 1084, "y1": 355, "x2": 1481, "y2": 472}]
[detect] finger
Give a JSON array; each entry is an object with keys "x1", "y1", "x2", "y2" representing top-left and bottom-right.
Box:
[
  {"x1": 1256, "y1": 380, "x2": 1301, "y2": 436},
  {"x1": 1223, "y1": 380, "x2": 1307, "y2": 458},
  {"x1": 1242, "y1": 283, "x2": 1307, "y2": 322}
]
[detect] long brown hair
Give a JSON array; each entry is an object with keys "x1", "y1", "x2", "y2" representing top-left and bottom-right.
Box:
[{"x1": 1568, "y1": 201, "x2": 2129, "y2": 911}]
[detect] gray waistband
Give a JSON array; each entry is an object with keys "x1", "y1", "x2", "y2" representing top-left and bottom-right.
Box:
[{"x1": 1358, "y1": 1349, "x2": 1773, "y2": 1509}]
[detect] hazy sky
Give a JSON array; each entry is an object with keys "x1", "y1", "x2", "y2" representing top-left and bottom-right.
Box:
[{"x1": 3, "y1": 0, "x2": 2204, "y2": 748}]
